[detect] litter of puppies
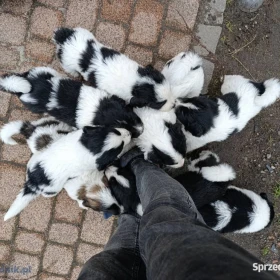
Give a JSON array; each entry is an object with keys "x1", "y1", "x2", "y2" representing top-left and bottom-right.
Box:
[{"x1": 0, "y1": 27, "x2": 279, "y2": 234}]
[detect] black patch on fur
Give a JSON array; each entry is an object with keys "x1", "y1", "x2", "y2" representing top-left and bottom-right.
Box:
[
  {"x1": 131, "y1": 83, "x2": 167, "y2": 110},
  {"x1": 35, "y1": 134, "x2": 53, "y2": 151},
  {"x1": 103, "y1": 204, "x2": 121, "y2": 215},
  {"x1": 138, "y1": 65, "x2": 165, "y2": 84},
  {"x1": 49, "y1": 79, "x2": 82, "y2": 127},
  {"x1": 195, "y1": 155, "x2": 219, "y2": 169},
  {"x1": 96, "y1": 142, "x2": 124, "y2": 171},
  {"x1": 54, "y1": 28, "x2": 75, "y2": 45},
  {"x1": 93, "y1": 95, "x2": 143, "y2": 137},
  {"x1": 219, "y1": 188, "x2": 254, "y2": 233},
  {"x1": 147, "y1": 145, "x2": 175, "y2": 166},
  {"x1": 175, "y1": 172, "x2": 229, "y2": 208},
  {"x1": 24, "y1": 164, "x2": 51, "y2": 196},
  {"x1": 191, "y1": 65, "x2": 200, "y2": 70},
  {"x1": 44, "y1": 192, "x2": 57, "y2": 196},
  {"x1": 199, "y1": 204, "x2": 219, "y2": 228},
  {"x1": 176, "y1": 96, "x2": 219, "y2": 137},
  {"x1": 250, "y1": 81, "x2": 266, "y2": 95},
  {"x1": 88, "y1": 71, "x2": 98, "y2": 88},
  {"x1": 181, "y1": 53, "x2": 186, "y2": 59},
  {"x1": 79, "y1": 40, "x2": 95, "y2": 72},
  {"x1": 38, "y1": 120, "x2": 60, "y2": 128},
  {"x1": 101, "y1": 47, "x2": 120, "y2": 61},
  {"x1": 20, "y1": 122, "x2": 35, "y2": 139},
  {"x1": 57, "y1": 130, "x2": 70, "y2": 135},
  {"x1": 165, "y1": 121, "x2": 186, "y2": 157},
  {"x1": 219, "y1": 92, "x2": 239, "y2": 116}
]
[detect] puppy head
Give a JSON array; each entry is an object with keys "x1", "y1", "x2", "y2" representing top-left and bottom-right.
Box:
[
  {"x1": 81, "y1": 126, "x2": 131, "y2": 170},
  {"x1": 260, "y1": 192, "x2": 275, "y2": 228},
  {"x1": 131, "y1": 65, "x2": 175, "y2": 111},
  {"x1": 162, "y1": 52, "x2": 204, "y2": 99}
]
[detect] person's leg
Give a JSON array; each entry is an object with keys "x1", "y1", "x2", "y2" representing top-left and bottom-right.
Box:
[
  {"x1": 131, "y1": 159, "x2": 279, "y2": 280},
  {"x1": 78, "y1": 214, "x2": 146, "y2": 280}
]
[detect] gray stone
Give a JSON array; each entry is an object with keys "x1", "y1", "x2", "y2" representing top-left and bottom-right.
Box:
[
  {"x1": 193, "y1": 45, "x2": 209, "y2": 56},
  {"x1": 209, "y1": 0, "x2": 227, "y2": 13},
  {"x1": 203, "y1": 0, "x2": 226, "y2": 25},
  {"x1": 196, "y1": 24, "x2": 222, "y2": 53},
  {"x1": 201, "y1": 59, "x2": 215, "y2": 95}
]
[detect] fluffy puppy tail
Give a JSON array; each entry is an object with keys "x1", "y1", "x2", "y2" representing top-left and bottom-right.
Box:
[
  {"x1": 4, "y1": 187, "x2": 39, "y2": 221},
  {"x1": 253, "y1": 78, "x2": 280, "y2": 108},
  {"x1": 0, "y1": 121, "x2": 35, "y2": 145},
  {"x1": 0, "y1": 74, "x2": 31, "y2": 96},
  {"x1": 200, "y1": 163, "x2": 236, "y2": 182}
]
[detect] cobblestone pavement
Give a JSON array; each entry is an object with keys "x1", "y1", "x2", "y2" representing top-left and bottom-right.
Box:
[{"x1": 0, "y1": 0, "x2": 201, "y2": 279}]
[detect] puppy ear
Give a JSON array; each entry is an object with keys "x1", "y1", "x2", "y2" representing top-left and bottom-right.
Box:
[
  {"x1": 130, "y1": 96, "x2": 149, "y2": 108},
  {"x1": 149, "y1": 100, "x2": 167, "y2": 110},
  {"x1": 82, "y1": 198, "x2": 102, "y2": 211}
]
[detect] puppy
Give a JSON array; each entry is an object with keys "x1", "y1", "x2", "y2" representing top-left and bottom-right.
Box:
[
  {"x1": 199, "y1": 187, "x2": 275, "y2": 233},
  {"x1": 0, "y1": 67, "x2": 143, "y2": 138},
  {"x1": 162, "y1": 52, "x2": 204, "y2": 98},
  {"x1": 133, "y1": 107, "x2": 186, "y2": 168},
  {"x1": 0, "y1": 116, "x2": 74, "y2": 153},
  {"x1": 176, "y1": 75, "x2": 280, "y2": 152},
  {"x1": 53, "y1": 27, "x2": 175, "y2": 111},
  {"x1": 4, "y1": 125, "x2": 131, "y2": 220},
  {"x1": 83, "y1": 151, "x2": 234, "y2": 217}
]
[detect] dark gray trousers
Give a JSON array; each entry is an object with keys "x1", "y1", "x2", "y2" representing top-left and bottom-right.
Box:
[{"x1": 78, "y1": 160, "x2": 279, "y2": 280}]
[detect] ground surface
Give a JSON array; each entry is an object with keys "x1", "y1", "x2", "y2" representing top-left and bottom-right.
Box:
[
  {"x1": 202, "y1": 0, "x2": 280, "y2": 265},
  {"x1": 0, "y1": 0, "x2": 200, "y2": 279}
]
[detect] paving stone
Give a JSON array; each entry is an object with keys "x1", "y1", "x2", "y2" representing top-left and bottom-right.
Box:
[
  {"x1": 0, "y1": 91, "x2": 11, "y2": 118},
  {"x1": 66, "y1": 0, "x2": 98, "y2": 30},
  {"x1": 154, "y1": 59, "x2": 166, "y2": 71},
  {"x1": 0, "y1": 244, "x2": 10, "y2": 262},
  {"x1": 81, "y1": 211, "x2": 113, "y2": 245},
  {"x1": 0, "y1": 13, "x2": 27, "y2": 45},
  {"x1": 49, "y1": 223, "x2": 79, "y2": 245},
  {"x1": 38, "y1": 0, "x2": 65, "y2": 8},
  {"x1": 19, "y1": 196, "x2": 54, "y2": 232},
  {"x1": 2, "y1": 144, "x2": 31, "y2": 165},
  {"x1": 203, "y1": 0, "x2": 226, "y2": 26},
  {"x1": 202, "y1": 58, "x2": 215, "y2": 95},
  {"x1": 196, "y1": 24, "x2": 222, "y2": 53},
  {"x1": 30, "y1": 7, "x2": 63, "y2": 40},
  {"x1": 9, "y1": 109, "x2": 40, "y2": 122},
  {"x1": 0, "y1": 211, "x2": 16, "y2": 240},
  {"x1": 124, "y1": 45, "x2": 153, "y2": 66},
  {"x1": 39, "y1": 273, "x2": 67, "y2": 280},
  {"x1": 15, "y1": 231, "x2": 45, "y2": 254},
  {"x1": 0, "y1": 46, "x2": 20, "y2": 70},
  {"x1": 95, "y1": 22, "x2": 126, "y2": 51},
  {"x1": 0, "y1": 163, "x2": 25, "y2": 210},
  {"x1": 166, "y1": 0, "x2": 200, "y2": 31},
  {"x1": 54, "y1": 190, "x2": 83, "y2": 224},
  {"x1": 17, "y1": 61, "x2": 49, "y2": 73},
  {"x1": 11, "y1": 95, "x2": 26, "y2": 109},
  {"x1": 8, "y1": 252, "x2": 39, "y2": 279},
  {"x1": 101, "y1": 0, "x2": 133, "y2": 23},
  {"x1": 76, "y1": 243, "x2": 103, "y2": 264},
  {"x1": 43, "y1": 244, "x2": 74, "y2": 275},
  {"x1": 158, "y1": 29, "x2": 191, "y2": 59},
  {"x1": 129, "y1": 0, "x2": 164, "y2": 47},
  {"x1": 25, "y1": 39, "x2": 55, "y2": 63},
  {"x1": 70, "y1": 266, "x2": 82, "y2": 280},
  {"x1": 0, "y1": 0, "x2": 33, "y2": 16}
]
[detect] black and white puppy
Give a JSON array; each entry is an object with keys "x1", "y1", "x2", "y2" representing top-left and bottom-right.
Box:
[
  {"x1": 176, "y1": 75, "x2": 280, "y2": 152},
  {"x1": 3, "y1": 124, "x2": 131, "y2": 221},
  {"x1": 133, "y1": 107, "x2": 187, "y2": 168},
  {"x1": 53, "y1": 27, "x2": 175, "y2": 111},
  {"x1": 0, "y1": 67, "x2": 143, "y2": 138},
  {"x1": 0, "y1": 116, "x2": 74, "y2": 153},
  {"x1": 199, "y1": 187, "x2": 275, "y2": 233},
  {"x1": 162, "y1": 52, "x2": 204, "y2": 98},
  {"x1": 83, "y1": 151, "x2": 235, "y2": 217}
]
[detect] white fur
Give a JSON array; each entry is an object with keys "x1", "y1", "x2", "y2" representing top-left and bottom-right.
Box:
[
  {"x1": 162, "y1": 52, "x2": 204, "y2": 98},
  {"x1": 201, "y1": 164, "x2": 236, "y2": 182},
  {"x1": 20, "y1": 94, "x2": 37, "y2": 104},
  {"x1": 105, "y1": 165, "x2": 130, "y2": 188},
  {"x1": 0, "y1": 76, "x2": 31, "y2": 94},
  {"x1": 0, "y1": 121, "x2": 24, "y2": 145},
  {"x1": 211, "y1": 200, "x2": 232, "y2": 231},
  {"x1": 134, "y1": 107, "x2": 185, "y2": 168}
]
